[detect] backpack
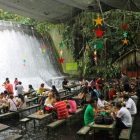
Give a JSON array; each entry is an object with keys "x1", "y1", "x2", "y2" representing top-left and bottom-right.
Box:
[
  {"x1": 104, "y1": 115, "x2": 114, "y2": 125},
  {"x1": 94, "y1": 115, "x2": 104, "y2": 124},
  {"x1": 95, "y1": 114, "x2": 114, "y2": 125}
]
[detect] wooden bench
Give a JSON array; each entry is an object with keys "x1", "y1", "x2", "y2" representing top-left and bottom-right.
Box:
[
  {"x1": 47, "y1": 119, "x2": 66, "y2": 136},
  {"x1": 26, "y1": 97, "x2": 38, "y2": 106},
  {"x1": 119, "y1": 117, "x2": 134, "y2": 140},
  {"x1": 18, "y1": 104, "x2": 41, "y2": 113},
  {"x1": 0, "y1": 105, "x2": 40, "y2": 120},
  {"x1": 47, "y1": 119, "x2": 66, "y2": 129},
  {"x1": 77, "y1": 126, "x2": 91, "y2": 140},
  {"x1": 47, "y1": 107, "x2": 84, "y2": 136},
  {"x1": 119, "y1": 128, "x2": 133, "y2": 140},
  {"x1": 0, "y1": 112, "x2": 15, "y2": 119},
  {"x1": 4, "y1": 134, "x2": 22, "y2": 140},
  {"x1": 61, "y1": 94, "x2": 73, "y2": 100},
  {"x1": 58, "y1": 90, "x2": 67, "y2": 96}
]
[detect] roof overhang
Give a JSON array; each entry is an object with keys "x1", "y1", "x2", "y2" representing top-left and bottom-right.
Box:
[{"x1": 0, "y1": 0, "x2": 139, "y2": 23}]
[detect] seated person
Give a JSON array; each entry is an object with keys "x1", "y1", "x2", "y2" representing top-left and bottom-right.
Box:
[
  {"x1": 123, "y1": 94, "x2": 137, "y2": 115},
  {"x1": 65, "y1": 99, "x2": 77, "y2": 114},
  {"x1": 89, "y1": 86, "x2": 100, "y2": 99},
  {"x1": 129, "y1": 83, "x2": 138, "y2": 99},
  {"x1": 51, "y1": 85, "x2": 60, "y2": 98},
  {"x1": 44, "y1": 91, "x2": 56, "y2": 113},
  {"x1": 108, "y1": 85, "x2": 117, "y2": 100},
  {"x1": 26, "y1": 84, "x2": 36, "y2": 97},
  {"x1": 112, "y1": 102, "x2": 132, "y2": 139},
  {"x1": 79, "y1": 77, "x2": 86, "y2": 87},
  {"x1": 62, "y1": 78, "x2": 71, "y2": 92},
  {"x1": 54, "y1": 97, "x2": 69, "y2": 119},
  {"x1": 0, "y1": 93, "x2": 8, "y2": 113},
  {"x1": 38, "y1": 83, "x2": 50, "y2": 95},
  {"x1": 97, "y1": 95, "x2": 109, "y2": 108},
  {"x1": 8, "y1": 95, "x2": 17, "y2": 111},
  {"x1": 38, "y1": 92, "x2": 47, "y2": 106},
  {"x1": 78, "y1": 82, "x2": 91, "y2": 105},
  {"x1": 84, "y1": 99, "x2": 97, "y2": 125},
  {"x1": 16, "y1": 94, "x2": 26, "y2": 109},
  {"x1": 95, "y1": 77, "x2": 103, "y2": 93}
]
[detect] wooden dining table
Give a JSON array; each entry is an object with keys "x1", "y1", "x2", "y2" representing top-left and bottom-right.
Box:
[
  {"x1": 27, "y1": 112, "x2": 52, "y2": 128},
  {"x1": 89, "y1": 121, "x2": 116, "y2": 140},
  {"x1": 0, "y1": 123, "x2": 10, "y2": 132}
]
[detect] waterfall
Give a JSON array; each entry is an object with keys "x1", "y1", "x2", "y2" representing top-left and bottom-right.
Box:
[{"x1": 0, "y1": 21, "x2": 63, "y2": 91}]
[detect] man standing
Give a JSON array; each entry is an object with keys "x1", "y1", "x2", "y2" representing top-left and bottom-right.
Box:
[{"x1": 5, "y1": 80, "x2": 14, "y2": 94}]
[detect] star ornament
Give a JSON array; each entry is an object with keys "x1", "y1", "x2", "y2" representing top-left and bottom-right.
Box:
[
  {"x1": 59, "y1": 41, "x2": 64, "y2": 48},
  {"x1": 94, "y1": 15, "x2": 103, "y2": 26},
  {"x1": 123, "y1": 32, "x2": 128, "y2": 38},
  {"x1": 121, "y1": 23, "x2": 129, "y2": 30},
  {"x1": 59, "y1": 57, "x2": 64, "y2": 64},
  {"x1": 122, "y1": 38, "x2": 129, "y2": 45},
  {"x1": 95, "y1": 28, "x2": 104, "y2": 38}
]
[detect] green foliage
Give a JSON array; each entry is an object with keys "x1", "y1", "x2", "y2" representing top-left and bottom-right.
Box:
[{"x1": 61, "y1": 10, "x2": 140, "y2": 78}]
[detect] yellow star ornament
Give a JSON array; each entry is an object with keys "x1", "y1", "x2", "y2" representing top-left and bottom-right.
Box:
[
  {"x1": 122, "y1": 38, "x2": 129, "y2": 45},
  {"x1": 94, "y1": 15, "x2": 103, "y2": 26}
]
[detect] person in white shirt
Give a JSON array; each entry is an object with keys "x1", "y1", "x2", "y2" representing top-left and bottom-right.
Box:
[
  {"x1": 123, "y1": 94, "x2": 137, "y2": 115},
  {"x1": 16, "y1": 81, "x2": 24, "y2": 95},
  {"x1": 8, "y1": 95, "x2": 17, "y2": 111},
  {"x1": 113, "y1": 102, "x2": 132, "y2": 138},
  {"x1": 97, "y1": 95, "x2": 108, "y2": 108}
]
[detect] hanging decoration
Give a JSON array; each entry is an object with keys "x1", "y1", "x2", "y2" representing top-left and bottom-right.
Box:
[
  {"x1": 95, "y1": 39, "x2": 104, "y2": 49},
  {"x1": 93, "y1": 50, "x2": 97, "y2": 65},
  {"x1": 95, "y1": 27, "x2": 104, "y2": 38},
  {"x1": 59, "y1": 41, "x2": 64, "y2": 64},
  {"x1": 93, "y1": 15, "x2": 104, "y2": 38},
  {"x1": 59, "y1": 57, "x2": 64, "y2": 64},
  {"x1": 122, "y1": 38, "x2": 129, "y2": 45},
  {"x1": 94, "y1": 15, "x2": 103, "y2": 26},
  {"x1": 121, "y1": 23, "x2": 129, "y2": 46},
  {"x1": 59, "y1": 41, "x2": 64, "y2": 48},
  {"x1": 121, "y1": 23, "x2": 129, "y2": 30},
  {"x1": 123, "y1": 32, "x2": 128, "y2": 38},
  {"x1": 92, "y1": 14, "x2": 105, "y2": 65}
]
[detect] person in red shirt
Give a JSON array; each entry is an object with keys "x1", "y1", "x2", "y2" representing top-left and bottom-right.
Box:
[
  {"x1": 14, "y1": 78, "x2": 18, "y2": 90},
  {"x1": 54, "y1": 98, "x2": 69, "y2": 119},
  {"x1": 96, "y1": 77, "x2": 103, "y2": 93},
  {"x1": 108, "y1": 85, "x2": 117, "y2": 100},
  {"x1": 5, "y1": 80, "x2": 14, "y2": 94}
]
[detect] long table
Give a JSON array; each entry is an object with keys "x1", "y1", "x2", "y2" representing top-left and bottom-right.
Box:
[
  {"x1": 27, "y1": 112, "x2": 52, "y2": 128},
  {"x1": 66, "y1": 84, "x2": 81, "y2": 90},
  {"x1": 89, "y1": 121, "x2": 116, "y2": 140}
]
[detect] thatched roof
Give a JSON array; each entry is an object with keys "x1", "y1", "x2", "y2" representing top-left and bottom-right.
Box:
[{"x1": 116, "y1": 49, "x2": 140, "y2": 68}]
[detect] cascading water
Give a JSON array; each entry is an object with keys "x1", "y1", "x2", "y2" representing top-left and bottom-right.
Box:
[{"x1": 0, "y1": 21, "x2": 63, "y2": 91}]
